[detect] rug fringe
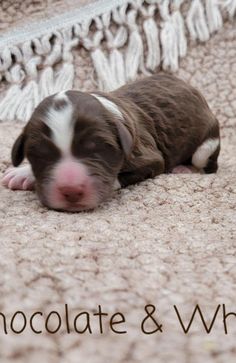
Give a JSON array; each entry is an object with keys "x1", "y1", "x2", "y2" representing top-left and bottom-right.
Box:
[{"x1": 0, "y1": 0, "x2": 235, "y2": 122}]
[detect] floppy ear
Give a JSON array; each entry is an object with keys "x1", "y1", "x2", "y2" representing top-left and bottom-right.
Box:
[
  {"x1": 90, "y1": 93, "x2": 135, "y2": 157},
  {"x1": 11, "y1": 133, "x2": 26, "y2": 166},
  {"x1": 114, "y1": 118, "x2": 134, "y2": 157}
]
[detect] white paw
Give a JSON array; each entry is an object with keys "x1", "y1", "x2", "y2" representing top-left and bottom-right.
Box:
[{"x1": 2, "y1": 165, "x2": 35, "y2": 190}]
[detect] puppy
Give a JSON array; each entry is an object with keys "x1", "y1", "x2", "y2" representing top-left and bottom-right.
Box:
[{"x1": 2, "y1": 74, "x2": 220, "y2": 211}]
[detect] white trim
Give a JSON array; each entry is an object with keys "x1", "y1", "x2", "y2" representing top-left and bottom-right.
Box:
[{"x1": 0, "y1": 0, "x2": 130, "y2": 49}]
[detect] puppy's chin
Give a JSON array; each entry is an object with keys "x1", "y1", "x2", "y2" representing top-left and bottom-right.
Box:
[
  {"x1": 36, "y1": 182, "x2": 100, "y2": 212},
  {"x1": 38, "y1": 192, "x2": 100, "y2": 212},
  {"x1": 42, "y1": 200, "x2": 99, "y2": 212},
  {"x1": 35, "y1": 176, "x2": 115, "y2": 212}
]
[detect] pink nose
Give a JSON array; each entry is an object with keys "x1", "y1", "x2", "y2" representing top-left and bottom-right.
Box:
[{"x1": 58, "y1": 185, "x2": 84, "y2": 203}]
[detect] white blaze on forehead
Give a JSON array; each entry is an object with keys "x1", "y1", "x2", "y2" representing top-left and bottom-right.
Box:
[
  {"x1": 91, "y1": 94, "x2": 123, "y2": 120},
  {"x1": 44, "y1": 92, "x2": 74, "y2": 154},
  {"x1": 192, "y1": 138, "x2": 220, "y2": 169}
]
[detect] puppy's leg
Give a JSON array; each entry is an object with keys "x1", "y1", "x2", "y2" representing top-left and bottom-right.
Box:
[
  {"x1": 2, "y1": 164, "x2": 35, "y2": 190},
  {"x1": 192, "y1": 138, "x2": 220, "y2": 174},
  {"x1": 203, "y1": 144, "x2": 220, "y2": 173},
  {"x1": 118, "y1": 156, "x2": 164, "y2": 187}
]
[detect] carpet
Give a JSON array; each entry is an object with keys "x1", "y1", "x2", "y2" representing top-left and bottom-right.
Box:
[{"x1": 0, "y1": 1, "x2": 236, "y2": 363}]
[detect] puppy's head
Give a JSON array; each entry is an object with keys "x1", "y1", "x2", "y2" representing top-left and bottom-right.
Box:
[{"x1": 12, "y1": 91, "x2": 134, "y2": 211}]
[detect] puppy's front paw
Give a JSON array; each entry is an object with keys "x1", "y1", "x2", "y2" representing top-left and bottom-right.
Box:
[{"x1": 2, "y1": 165, "x2": 35, "y2": 190}]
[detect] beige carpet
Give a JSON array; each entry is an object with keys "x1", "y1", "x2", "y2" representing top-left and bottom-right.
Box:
[{"x1": 0, "y1": 11, "x2": 236, "y2": 363}]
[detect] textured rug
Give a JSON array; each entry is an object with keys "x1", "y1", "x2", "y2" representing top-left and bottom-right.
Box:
[{"x1": 0, "y1": 1, "x2": 236, "y2": 363}]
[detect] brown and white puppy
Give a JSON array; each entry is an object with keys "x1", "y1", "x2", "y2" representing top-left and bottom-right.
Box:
[{"x1": 2, "y1": 74, "x2": 220, "y2": 211}]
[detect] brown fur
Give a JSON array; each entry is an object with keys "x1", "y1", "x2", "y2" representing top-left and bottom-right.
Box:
[{"x1": 104, "y1": 73, "x2": 219, "y2": 185}]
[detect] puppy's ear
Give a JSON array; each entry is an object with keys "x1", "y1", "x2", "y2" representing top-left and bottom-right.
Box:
[
  {"x1": 91, "y1": 93, "x2": 135, "y2": 157},
  {"x1": 115, "y1": 119, "x2": 134, "y2": 157},
  {"x1": 11, "y1": 132, "x2": 26, "y2": 166}
]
